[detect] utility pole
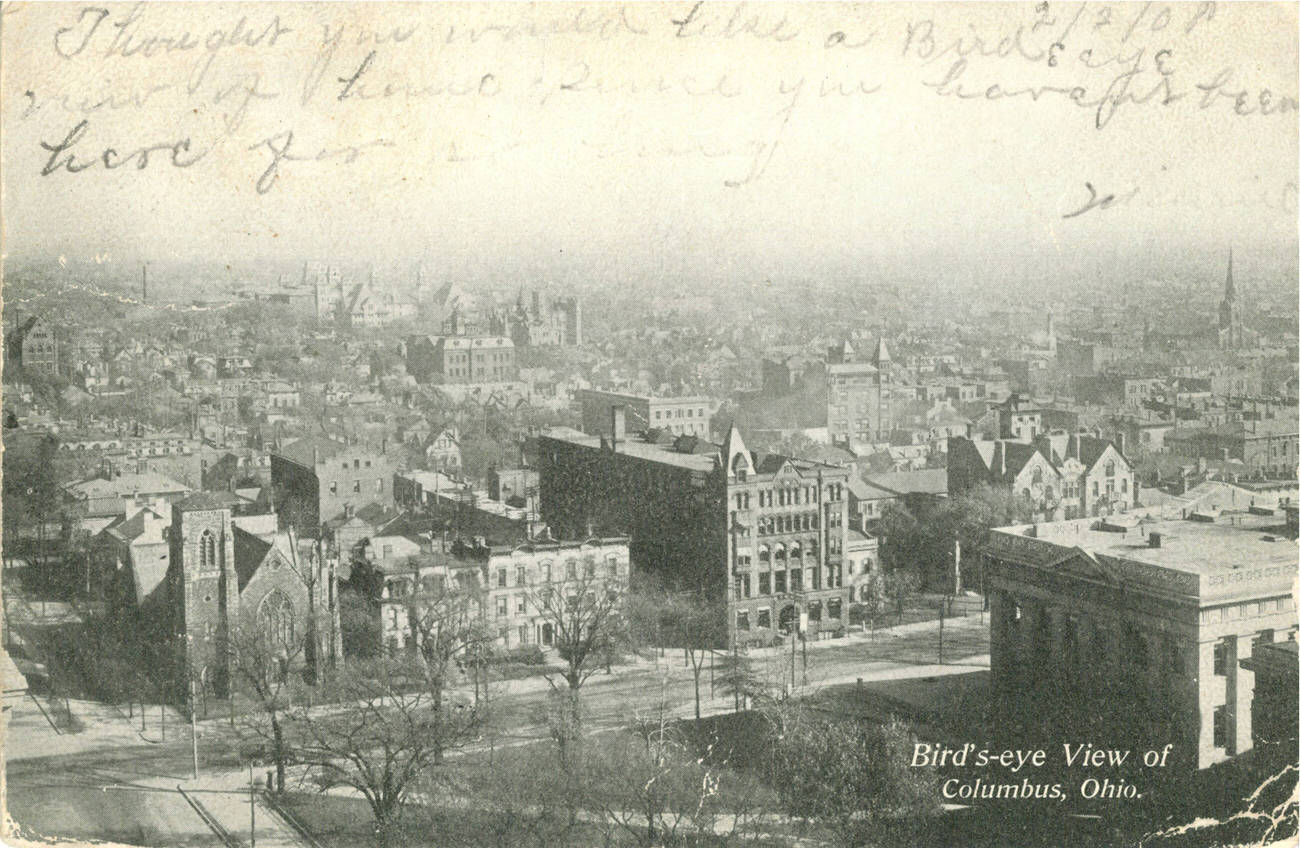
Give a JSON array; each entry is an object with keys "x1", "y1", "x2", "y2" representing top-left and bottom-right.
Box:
[{"x1": 190, "y1": 677, "x2": 199, "y2": 779}]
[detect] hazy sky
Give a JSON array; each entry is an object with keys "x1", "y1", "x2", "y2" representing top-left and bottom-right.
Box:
[{"x1": 2, "y1": 2, "x2": 1296, "y2": 283}]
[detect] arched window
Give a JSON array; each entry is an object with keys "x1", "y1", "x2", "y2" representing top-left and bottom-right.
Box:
[
  {"x1": 758, "y1": 545, "x2": 770, "y2": 565},
  {"x1": 789, "y1": 543, "x2": 802, "y2": 561},
  {"x1": 259, "y1": 590, "x2": 295, "y2": 652},
  {"x1": 199, "y1": 529, "x2": 217, "y2": 570},
  {"x1": 1032, "y1": 467, "x2": 1043, "y2": 486},
  {"x1": 1105, "y1": 461, "x2": 1115, "y2": 477},
  {"x1": 773, "y1": 544, "x2": 786, "y2": 564}
]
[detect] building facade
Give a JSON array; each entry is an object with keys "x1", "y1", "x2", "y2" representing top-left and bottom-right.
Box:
[
  {"x1": 167, "y1": 493, "x2": 343, "y2": 700},
  {"x1": 535, "y1": 412, "x2": 852, "y2": 647},
  {"x1": 374, "y1": 537, "x2": 629, "y2": 654},
  {"x1": 826, "y1": 338, "x2": 892, "y2": 446},
  {"x1": 577, "y1": 389, "x2": 713, "y2": 438},
  {"x1": 7, "y1": 315, "x2": 59, "y2": 378},
  {"x1": 405, "y1": 335, "x2": 517, "y2": 385},
  {"x1": 983, "y1": 509, "x2": 1296, "y2": 770},
  {"x1": 271, "y1": 436, "x2": 396, "y2": 532}
]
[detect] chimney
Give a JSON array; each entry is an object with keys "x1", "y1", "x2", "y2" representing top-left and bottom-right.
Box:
[
  {"x1": 1115, "y1": 432, "x2": 1126, "y2": 456},
  {"x1": 610, "y1": 404, "x2": 626, "y2": 445}
]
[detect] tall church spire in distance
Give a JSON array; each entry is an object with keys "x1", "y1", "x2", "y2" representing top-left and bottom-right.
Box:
[{"x1": 1224, "y1": 247, "x2": 1235, "y2": 300}]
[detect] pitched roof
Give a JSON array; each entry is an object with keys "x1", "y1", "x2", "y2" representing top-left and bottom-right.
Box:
[
  {"x1": 865, "y1": 469, "x2": 948, "y2": 496},
  {"x1": 175, "y1": 490, "x2": 243, "y2": 512}
]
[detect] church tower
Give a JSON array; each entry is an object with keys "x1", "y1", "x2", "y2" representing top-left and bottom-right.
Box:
[
  {"x1": 169, "y1": 494, "x2": 240, "y2": 700},
  {"x1": 1218, "y1": 249, "x2": 1243, "y2": 350}
]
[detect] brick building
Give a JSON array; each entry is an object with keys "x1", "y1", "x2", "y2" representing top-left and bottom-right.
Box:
[
  {"x1": 983, "y1": 509, "x2": 1297, "y2": 770},
  {"x1": 535, "y1": 411, "x2": 853, "y2": 647},
  {"x1": 1164, "y1": 418, "x2": 1299, "y2": 476},
  {"x1": 405, "y1": 335, "x2": 517, "y2": 384},
  {"x1": 577, "y1": 389, "x2": 713, "y2": 438},
  {"x1": 826, "y1": 338, "x2": 892, "y2": 446},
  {"x1": 270, "y1": 436, "x2": 396, "y2": 534},
  {"x1": 371, "y1": 536, "x2": 628, "y2": 654},
  {"x1": 6, "y1": 315, "x2": 59, "y2": 378}
]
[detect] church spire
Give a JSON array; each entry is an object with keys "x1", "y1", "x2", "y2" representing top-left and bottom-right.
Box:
[{"x1": 1224, "y1": 248, "x2": 1235, "y2": 301}]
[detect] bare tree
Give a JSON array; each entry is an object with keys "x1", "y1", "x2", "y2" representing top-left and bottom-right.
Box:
[
  {"x1": 292, "y1": 658, "x2": 446, "y2": 846},
  {"x1": 663, "y1": 591, "x2": 727, "y2": 720},
  {"x1": 224, "y1": 619, "x2": 309, "y2": 794},
  {"x1": 528, "y1": 572, "x2": 627, "y2": 756},
  {"x1": 404, "y1": 569, "x2": 493, "y2": 765}
]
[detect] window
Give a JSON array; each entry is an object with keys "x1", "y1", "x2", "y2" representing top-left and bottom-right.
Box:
[
  {"x1": 496, "y1": 596, "x2": 507, "y2": 618},
  {"x1": 759, "y1": 573, "x2": 771, "y2": 595},
  {"x1": 606, "y1": 555, "x2": 619, "y2": 577},
  {"x1": 199, "y1": 529, "x2": 217, "y2": 570},
  {"x1": 517, "y1": 565, "x2": 528, "y2": 585},
  {"x1": 354, "y1": 459, "x2": 360, "y2": 469},
  {"x1": 757, "y1": 608, "x2": 771, "y2": 629},
  {"x1": 565, "y1": 560, "x2": 577, "y2": 580},
  {"x1": 498, "y1": 568, "x2": 507, "y2": 588},
  {"x1": 353, "y1": 480, "x2": 361, "y2": 493},
  {"x1": 828, "y1": 599, "x2": 842, "y2": 619},
  {"x1": 541, "y1": 562, "x2": 552, "y2": 582},
  {"x1": 585, "y1": 560, "x2": 596, "y2": 579},
  {"x1": 741, "y1": 574, "x2": 751, "y2": 598},
  {"x1": 737, "y1": 611, "x2": 750, "y2": 631},
  {"x1": 382, "y1": 544, "x2": 392, "y2": 559},
  {"x1": 517, "y1": 596, "x2": 526, "y2": 614}
]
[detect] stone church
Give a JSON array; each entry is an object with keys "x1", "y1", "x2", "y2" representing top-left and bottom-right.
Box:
[{"x1": 166, "y1": 492, "x2": 343, "y2": 700}]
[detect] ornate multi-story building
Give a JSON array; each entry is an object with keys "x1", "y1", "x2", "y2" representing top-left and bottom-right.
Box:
[{"x1": 535, "y1": 409, "x2": 852, "y2": 647}]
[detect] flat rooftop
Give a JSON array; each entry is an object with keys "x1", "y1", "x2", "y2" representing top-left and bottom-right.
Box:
[
  {"x1": 539, "y1": 429, "x2": 718, "y2": 472},
  {"x1": 991, "y1": 508, "x2": 1296, "y2": 603}
]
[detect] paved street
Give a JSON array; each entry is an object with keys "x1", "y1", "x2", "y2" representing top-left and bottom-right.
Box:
[{"x1": 5, "y1": 611, "x2": 988, "y2": 846}]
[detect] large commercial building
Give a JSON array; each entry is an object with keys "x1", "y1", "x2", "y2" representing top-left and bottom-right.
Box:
[
  {"x1": 535, "y1": 410, "x2": 853, "y2": 646},
  {"x1": 577, "y1": 389, "x2": 714, "y2": 438},
  {"x1": 826, "y1": 338, "x2": 893, "y2": 446},
  {"x1": 983, "y1": 502, "x2": 1297, "y2": 771}
]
